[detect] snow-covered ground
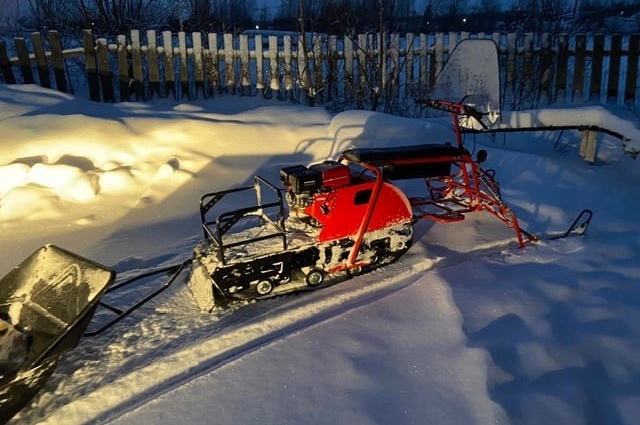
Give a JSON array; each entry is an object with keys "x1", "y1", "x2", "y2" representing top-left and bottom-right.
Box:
[{"x1": 1, "y1": 83, "x2": 640, "y2": 425}]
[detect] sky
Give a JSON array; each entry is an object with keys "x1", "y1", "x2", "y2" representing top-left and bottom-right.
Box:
[{"x1": 1, "y1": 78, "x2": 639, "y2": 425}]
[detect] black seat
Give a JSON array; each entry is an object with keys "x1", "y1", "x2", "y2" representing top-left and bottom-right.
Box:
[
  {"x1": 342, "y1": 144, "x2": 467, "y2": 179},
  {"x1": 341, "y1": 144, "x2": 463, "y2": 165}
]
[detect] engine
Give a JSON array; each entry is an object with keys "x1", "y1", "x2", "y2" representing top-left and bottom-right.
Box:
[{"x1": 280, "y1": 161, "x2": 351, "y2": 217}]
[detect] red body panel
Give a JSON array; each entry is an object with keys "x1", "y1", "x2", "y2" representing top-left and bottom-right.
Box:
[{"x1": 305, "y1": 181, "x2": 412, "y2": 242}]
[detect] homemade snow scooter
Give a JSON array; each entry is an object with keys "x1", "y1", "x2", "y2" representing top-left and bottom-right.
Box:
[
  {"x1": 0, "y1": 39, "x2": 592, "y2": 422},
  {"x1": 185, "y1": 97, "x2": 591, "y2": 312}
]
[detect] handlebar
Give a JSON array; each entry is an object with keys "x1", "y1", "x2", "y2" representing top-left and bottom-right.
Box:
[{"x1": 416, "y1": 98, "x2": 489, "y2": 130}]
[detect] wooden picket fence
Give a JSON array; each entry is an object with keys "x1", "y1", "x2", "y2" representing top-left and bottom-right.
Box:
[{"x1": 0, "y1": 29, "x2": 639, "y2": 110}]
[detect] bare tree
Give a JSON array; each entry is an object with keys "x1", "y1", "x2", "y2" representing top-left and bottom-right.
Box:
[{"x1": 24, "y1": 0, "x2": 172, "y2": 33}]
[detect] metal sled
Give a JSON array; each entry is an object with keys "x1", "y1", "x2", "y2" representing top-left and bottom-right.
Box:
[{"x1": 0, "y1": 244, "x2": 114, "y2": 424}]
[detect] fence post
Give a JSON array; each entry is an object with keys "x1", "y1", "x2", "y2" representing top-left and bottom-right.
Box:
[
  {"x1": 147, "y1": 30, "x2": 161, "y2": 99},
  {"x1": 83, "y1": 29, "x2": 100, "y2": 101},
  {"x1": 556, "y1": 33, "x2": 568, "y2": 101},
  {"x1": 298, "y1": 34, "x2": 309, "y2": 103},
  {"x1": 405, "y1": 33, "x2": 414, "y2": 101},
  {"x1": 540, "y1": 33, "x2": 552, "y2": 103},
  {"x1": 0, "y1": 42, "x2": 15, "y2": 84},
  {"x1": 268, "y1": 35, "x2": 278, "y2": 97},
  {"x1": 505, "y1": 32, "x2": 517, "y2": 101},
  {"x1": 130, "y1": 30, "x2": 144, "y2": 101},
  {"x1": 96, "y1": 38, "x2": 115, "y2": 102},
  {"x1": 283, "y1": 35, "x2": 292, "y2": 100},
  {"x1": 419, "y1": 33, "x2": 427, "y2": 93},
  {"x1": 240, "y1": 33, "x2": 250, "y2": 96},
  {"x1": 224, "y1": 33, "x2": 235, "y2": 95},
  {"x1": 573, "y1": 34, "x2": 586, "y2": 101},
  {"x1": 31, "y1": 32, "x2": 51, "y2": 89},
  {"x1": 117, "y1": 34, "x2": 129, "y2": 101},
  {"x1": 178, "y1": 31, "x2": 189, "y2": 99},
  {"x1": 579, "y1": 129, "x2": 598, "y2": 164},
  {"x1": 357, "y1": 34, "x2": 367, "y2": 100},
  {"x1": 432, "y1": 32, "x2": 443, "y2": 89},
  {"x1": 389, "y1": 33, "x2": 400, "y2": 106},
  {"x1": 625, "y1": 35, "x2": 639, "y2": 104},
  {"x1": 14, "y1": 38, "x2": 34, "y2": 84},
  {"x1": 344, "y1": 35, "x2": 353, "y2": 100},
  {"x1": 312, "y1": 34, "x2": 323, "y2": 103},
  {"x1": 608, "y1": 34, "x2": 622, "y2": 102},
  {"x1": 162, "y1": 31, "x2": 175, "y2": 99},
  {"x1": 523, "y1": 33, "x2": 534, "y2": 105},
  {"x1": 590, "y1": 34, "x2": 605, "y2": 101},
  {"x1": 193, "y1": 32, "x2": 205, "y2": 98},
  {"x1": 255, "y1": 35, "x2": 264, "y2": 95},
  {"x1": 47, "y1": 31, "x2": 68, "y2": 93},
  {"x1": 208, "y1": 32, "x2": 220, "y2": 96}
]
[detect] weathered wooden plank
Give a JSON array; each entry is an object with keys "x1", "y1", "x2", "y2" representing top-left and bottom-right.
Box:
[
  {"x1": 14, "y1": 38, "x2": 34, "y2": 84},
  {"x1": 505, "y1": 32, "x2": 517, "y2": 95},
  {"x1": 389, "y1": 33, "x2": 400, "y2": 96},
  {"x1": 162, "y1": 30, "x2": 176, "y2": 98},
  {"x1": 297, "y1": 35, "x2": 309, "y2": 102},
  {"x1": 283, "y1": 35, "x2": 292, "y2": 100},
  {"x1": 580, "y1": 129, "x2": 598, "y2": 164},
  {"x1": 357, "y1": 34, "x2": 367, "y2": 95},
  {"x1": 117, "y1": 34, "x2": 130, "y2": 101},
  {"x1": 625, "y1": 35, "x2": 639, "y2": 104},
  {"x1": 523, "y1": 33, "x2": 534, "y2": 100},
  {"x1": 312, "y1": 34, "x2": 323, "y2": 103},
  {"x1": 327, "y1": 34, "x2": 337, "y2": 101},
  {"x1": 431, "y1": 32, "x2": 443, "y2": 89},
  {"x1": 590, "y1": 34, "x2": 605, "y2": 100},
  {"x1": 224, "y1": 33, "x2": 234, "y2": 94},
  {"x1": 146, "y1": 30, "x2": 161, "y2": 99},
  {"x1": 268, "y1": 35, "x2": 279, "y2": 96},
  {"x1": 178, "y1": 31, "x2": 189, "y2": 99},
  {"x1": 0, "y1": 42, "x2": 16, "y2": 84},
  {"x1": 556, "y1": 33, "x2": 569, "y2": 100},
  {"x1": 239, "y1": 34, "x2": 250, "y2": 95},
  {"x1": 573, "y1": 34, "x2": 586, "y2": 101},
  {"x1": 130, "y1": 30, "x2": 144, "y2": 100},
  {"x1": 405, "y1": 33, "x2": 415, "y2": 99},
  {"x1": 96, "y1": 38, "x2": 115, "y2": 102},
  {"x1": 47, "y1": 31, "x2": 68, "y2": 93},
  {"x1": 540, "y1": 33, "x2": 552, "y2": 100},
  {"x1": 31, "y1": 32, "x2": 51, "y2": 88},
  {"x1": 419, "y1": 33, "x2": 427, "y2": 92},
  {"x1": 207, "y1": 32, "x2": 220, "y2": 95},
  {"x1": 344, "y1": 35, "x2": 353, "y2": 94},
  {"x1": 83, "y1": 30, "x2": 100, "y2": 101},
  {"x1": 607, "y1": 34, "x2": 622, "y2": 101},
  {"x1": 193, "y1": 31, "x2": 205, "y2": 98},
  {"x1": 379, "y1": 32, "x2": 387, "y2": 93},
  {"x1": 255, "y1": 34, "x2": 264, "y2": 93}
]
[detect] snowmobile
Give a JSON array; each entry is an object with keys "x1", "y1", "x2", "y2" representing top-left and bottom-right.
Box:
[{"x1": 186, "y1": 97, "x2": 541, "y2": 311}]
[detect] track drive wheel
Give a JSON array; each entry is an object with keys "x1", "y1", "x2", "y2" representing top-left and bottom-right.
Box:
[
  {"x1": 256, "y1": 280, "x2": 274, "y2": 296},
  {"x1": 305, "y1": 269, "x2": 325, "y2": 287},
  {"x1": 347, "y1": 265, "x2": 362, "y2": 277}
]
